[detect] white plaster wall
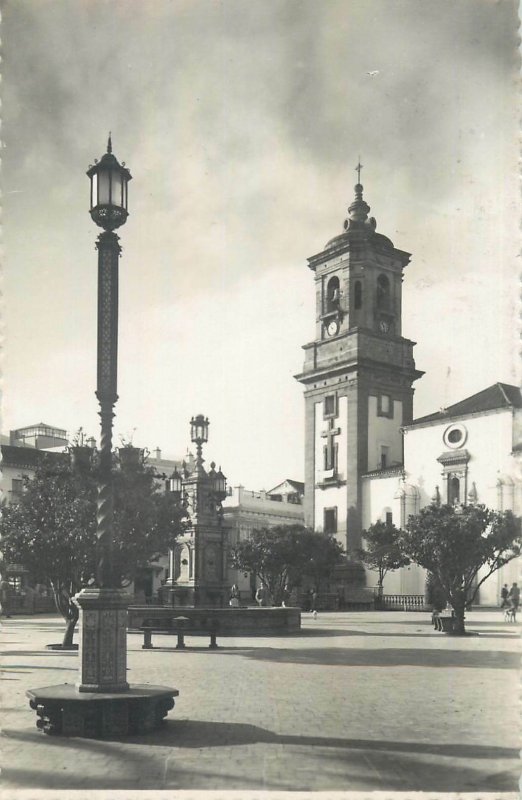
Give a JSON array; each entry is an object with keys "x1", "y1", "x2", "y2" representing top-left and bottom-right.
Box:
[
  {"x1": 403, "y1": 408, "x2": 521, "y2": 605},
  {"x1": 361, "y1": 474, "x2": 426, "y2": 595},
  {"x1": 361, "y1": 475, "x2": 401, "y2": 530},
  {"x1": 367, "y1": 397, "x2": 403, "y2": 471},
  {"x1": 314, "y1": 396, "x2": 348, "y2": 535},
  {"x1": 403, "y1": 410, "x2": 516, "y2": 510}
]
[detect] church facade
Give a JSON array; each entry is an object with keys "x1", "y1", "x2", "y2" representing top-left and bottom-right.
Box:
[{"x1": 296, "y1": 176, "x2": 521, "y2": 604}]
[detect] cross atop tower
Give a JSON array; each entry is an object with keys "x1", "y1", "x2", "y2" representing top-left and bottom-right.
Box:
[{"x1": 355, "y1": 157, "x2": 363, "y2": 184}]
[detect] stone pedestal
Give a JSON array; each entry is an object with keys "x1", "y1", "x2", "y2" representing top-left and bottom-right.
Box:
[
  {"x1": 74, "y1": 586, "x2": 130, "y2": 692},
  {"x1": 26, "y1": 586, "x2": 179, "y2": 737},
  {"x1": 26, "y1": 684, "x2": 178, "y2": 737}
]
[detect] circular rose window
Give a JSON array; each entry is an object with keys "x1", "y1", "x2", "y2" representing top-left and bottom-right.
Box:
[{"x1": 443, "y1": 423, "x2": 467, "y2": 449}]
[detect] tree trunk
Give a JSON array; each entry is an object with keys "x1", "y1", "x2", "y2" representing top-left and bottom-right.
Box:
[
  {"x1": 451, "y1": 595, "x2": 466, "y2": 635},
  {"x1": 51, "y1": 584, "x2": 79, "y2": 648},
  {"x1": 62, "y1": 606, "x2": 79, "y2": 648}
]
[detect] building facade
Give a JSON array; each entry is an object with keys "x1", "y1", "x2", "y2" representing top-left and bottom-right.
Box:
[
  {"x1": 295, "y1": 179, "x2": 423, "y2": 555},
  {"x1": 222, "y1": 480, "x2": 305, "y2": 601},
  {"x1": 362, "y1": 383, "x2": 522, "y2": 602},
  {"x1": 297, "y1": 179, "x2": 521, "y2": 605}
]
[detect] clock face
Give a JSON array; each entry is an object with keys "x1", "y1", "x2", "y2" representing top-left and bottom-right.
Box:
[
  {"x1": 379, "y1": 319, "x2": 390, "y2": 334},
  {"x1": 327, "y1": 320, "x2": 339, "y2": 337}
]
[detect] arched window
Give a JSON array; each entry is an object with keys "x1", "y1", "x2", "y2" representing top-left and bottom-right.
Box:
[
  {"x1": 354, "y1": 280, "x2": 362, "y2": 310},
  {"x1": 376, "y1": 274, "x2": 390, "y2": 310},
  {"x1": 326, "y1": 276, "x2": 340, "y2": 312},
  {"x1": 448, "y1": 477, "x2": 460, "y2": 505}
]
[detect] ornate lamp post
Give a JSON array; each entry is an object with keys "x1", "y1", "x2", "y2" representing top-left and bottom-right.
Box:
[
  {"x1": 87, "y1": 134, "x2": 131, "y2": 590},
  {"x1": 26, "y1": 138, "x2": 178, "y2": 737},
  {"x1": 190, "y1": 414, "x2": 209, "y2": 474},
  {"x1": 161, "y1": 415, "x2": 229, "y2": 607}
]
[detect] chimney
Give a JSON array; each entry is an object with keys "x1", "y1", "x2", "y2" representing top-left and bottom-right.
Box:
[{"x1": 154, "y1": 448, "x2": 161, "y2": 460}]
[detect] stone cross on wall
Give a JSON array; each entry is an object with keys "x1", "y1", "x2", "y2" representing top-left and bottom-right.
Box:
[{"x1": 321, "y1": 418, "x2": 341, "y2": 471}]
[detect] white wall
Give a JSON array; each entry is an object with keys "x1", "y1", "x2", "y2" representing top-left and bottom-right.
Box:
[
  {"x1": 314, "y1": 396, "x2": 347, "y2": 537},
  {"x1": 361, "y1": 473, "x2": 426, "y2": 595},
  {"x1": 404, "y1": 409, "x2": 518, "y2": 510},
  {"x1": 367, "y1": 397, "x2": 403, "y2": 471},
  {"x1": 402, "y1": 408, "x2": 521, "y2": 605}
]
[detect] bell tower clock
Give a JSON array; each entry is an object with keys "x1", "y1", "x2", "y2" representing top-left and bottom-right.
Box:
[{"x1": 295, "y1": 164, "x2": 424, "y2": 557}]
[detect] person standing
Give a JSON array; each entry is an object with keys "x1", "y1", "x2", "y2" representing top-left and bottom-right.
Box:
[
  {"x1": 500, "y1": 584, "x2": 510, "y2": 608},
  {"x1": 0, "y1": 577, "x2": 11, "y2": 618},
  {"x1": 255, "y1": 584, "x2": 267, "y2": 607},
  {"x1": 229, "y1": 584, "x2": 240, "y2": 608},
  {"x1": 508, "y1": 582, "x2": 520, "y2": 610}
]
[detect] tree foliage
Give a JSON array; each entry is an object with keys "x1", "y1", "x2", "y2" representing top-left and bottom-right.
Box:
[
  {"x1": 0, "y1": 454, "x2": 186, "y2": 644},
  {"x1": 358, "y1": 520, "x2": 410, "y2": 597},
  {"x1": 229, "y1": 525, "x2": 345, "y2": 605},
  {"x1": 399, "y1": 503, "x2": 521, "y2": 633}
]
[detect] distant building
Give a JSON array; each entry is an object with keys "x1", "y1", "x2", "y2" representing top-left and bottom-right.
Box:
[
  {"x1": 0, "y1": 424, "x2": 68, "y2": 609},
  {"x1": 1, "y1": 423, "x2": 69, "y2": 504},
  {"x1": 223, "y1": 480, "x2": 305, "y2": 600}
]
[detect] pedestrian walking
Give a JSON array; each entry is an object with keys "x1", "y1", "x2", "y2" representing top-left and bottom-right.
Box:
[
  {"x1": 500, "y1": 583, "x2": 510, "y2": 608},
  {"x1": 311, "y1": 588, "x2": 318, "y2": 613}
]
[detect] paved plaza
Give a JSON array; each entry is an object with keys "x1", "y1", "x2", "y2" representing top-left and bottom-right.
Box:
[{"x1": 1, "y1": 610, "x2": 520, "y2": 794}]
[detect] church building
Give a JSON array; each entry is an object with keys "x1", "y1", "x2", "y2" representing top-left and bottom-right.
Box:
[{"x1": 296, "y1": 173, "x2": 521, "y2": 604}]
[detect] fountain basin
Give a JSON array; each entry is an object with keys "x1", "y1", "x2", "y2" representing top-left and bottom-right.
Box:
[{"x1": 128, "y1": 605, "x2": 301, "y2": 635}]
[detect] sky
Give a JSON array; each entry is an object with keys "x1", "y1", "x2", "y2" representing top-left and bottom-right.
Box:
[{"x1": 2, "y1": 0, "x2": 520, "y2": 490}]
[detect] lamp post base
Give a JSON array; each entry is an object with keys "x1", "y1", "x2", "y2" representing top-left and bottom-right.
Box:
[{"x1": 26, "y1": 683, "x2": 178, "y2": 738}]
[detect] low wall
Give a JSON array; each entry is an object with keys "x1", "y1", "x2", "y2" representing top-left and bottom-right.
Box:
[{"x1": 128, "y1": 605, "x2": 301, "y2": 635}]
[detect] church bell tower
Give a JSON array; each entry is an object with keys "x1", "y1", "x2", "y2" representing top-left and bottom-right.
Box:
[{"x1": 295, "y1": 166, "x2": 423, "y2": 556}]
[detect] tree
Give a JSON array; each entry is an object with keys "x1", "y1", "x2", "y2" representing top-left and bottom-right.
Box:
[
  {"x1": 399, "y1": 503, "x2": 522, "y2": 634},
  {"x1": 229, "y1": 525, "x2": 344, "y2": 605},
  {"x1": 0, "y1": 454, "x2": 186, "y2": 647},
  {"x1": 358, "y1": 520, "x2": 410, "y2": 603}
]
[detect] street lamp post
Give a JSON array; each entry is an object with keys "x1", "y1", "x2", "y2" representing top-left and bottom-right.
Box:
[
  {"x1": 162, "y1": 416, "x2": 228, "y2": 607},
  {"x1": 26, "y1": 138, "x2": 178, "y2": 737}
]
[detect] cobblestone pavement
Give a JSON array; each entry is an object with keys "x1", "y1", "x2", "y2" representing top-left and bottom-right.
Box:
[{"x1": 1, "y1": 610, "x2": 520, "y2": 794}]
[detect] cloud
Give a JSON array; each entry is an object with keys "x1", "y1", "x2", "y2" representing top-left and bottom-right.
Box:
[{"x1": 2, "y1": 0, "x2": 519, "y2": 487}]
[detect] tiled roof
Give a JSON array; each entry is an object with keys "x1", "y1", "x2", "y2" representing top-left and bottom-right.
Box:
[
  {"x1": 267, "y1": 479, "x2": 305, "y2": 494},
  {"x1": 411, "y1": 383, "x2": 522, "y2": 426},
  {"x1": 362, "y1": 465, "x2": 404, "y2": 479},
  {"x1": 286, "y1": 479, "x2": 305, "y2": 492}
]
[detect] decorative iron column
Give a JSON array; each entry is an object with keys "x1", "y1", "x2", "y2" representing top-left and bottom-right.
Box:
[
  {"x1": 26, "y1": 137, "x2": 178, "y2": 737},
  {"x1": 95, "y1": 228, "x2": 120, "y2": 588}
]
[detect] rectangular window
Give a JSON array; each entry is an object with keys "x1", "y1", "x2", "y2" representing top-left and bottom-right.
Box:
[
  {"x1": 377, "y1": 394, "x2": 393, "y2": 418},
  {"x1": 385, "y1": 511, "x2": 393, "y2": 527},
  {"x1": 324, "y1": 394, "x2": 336, "y2": 418},
  {"x1": 324, "y1": 507, "x2": 337, "y2": 534},
  {"x1": 324, "y1": 443, "x2": 338, "y2": 472},
  {"x1": 10, "y1": 478, "x2": 23, "y2": 498},
  {"x1": 380, "y1": 446, "x2": 389, "y2": 470}
]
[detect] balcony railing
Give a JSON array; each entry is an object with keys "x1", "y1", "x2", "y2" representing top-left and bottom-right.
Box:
[{"x1": 373, "y1": 592, "x2": 426, "y2": 611}]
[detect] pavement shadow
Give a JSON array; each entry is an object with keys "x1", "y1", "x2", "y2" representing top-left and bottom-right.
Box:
[
  {"x1": 124, "y1": 719, "x2": 518, "y2": 759},
  {"x1": 5, "y1": 719, "x2": 516, "y2": 758},
  {"x1": 3, "y1": 725, "x2": 517, "y2": 792},
  {"x1": 239, "y1": 646, "x2": 520, "y2": 669},
  {"x1": 1, "y1": 664, "x2": 77, "y2": 672},
  {"x1": 2, "y1": 650, "x2": 78, "y2": 657}
]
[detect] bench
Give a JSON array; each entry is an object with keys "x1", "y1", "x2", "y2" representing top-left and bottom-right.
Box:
[
  {"x1": 140, "y1": 615, "x2": 219, "y2": 650},
  {"x1": 433, "y1": 614, "x2": 454, "y2": 633}
]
